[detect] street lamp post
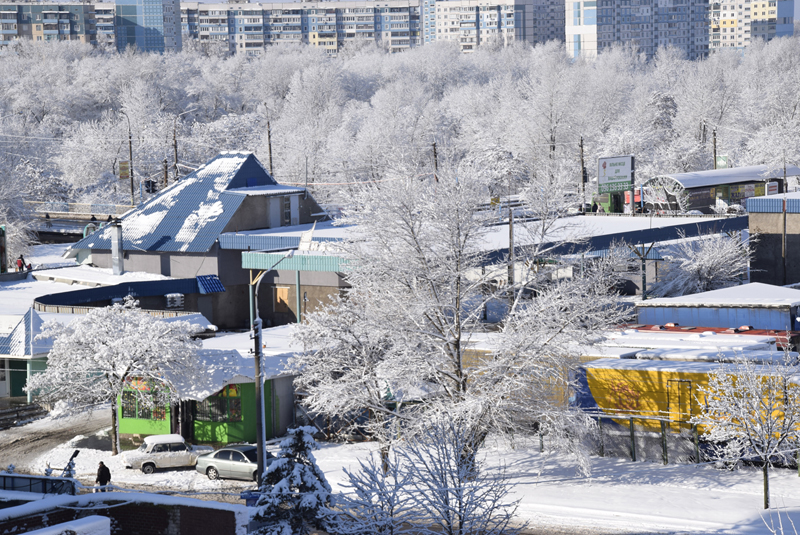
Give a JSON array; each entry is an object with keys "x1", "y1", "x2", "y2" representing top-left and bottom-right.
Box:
[
  {"x1": 252, "y1": 249, "x2": 295, "y2": 486},
  {"x1": 117, "y1": 110, "x2": 135, "y2": 207}
]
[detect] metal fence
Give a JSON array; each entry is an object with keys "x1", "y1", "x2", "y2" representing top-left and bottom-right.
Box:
[
  {"x1": 0, "y1": 474, "x2": 77, "y2": 495},
  {"x1": 24, "y1": 201, "x2": 134, "y2": 216},
  {"x1": 589, "y1": 414, "x2": 702, "y2": 465}
]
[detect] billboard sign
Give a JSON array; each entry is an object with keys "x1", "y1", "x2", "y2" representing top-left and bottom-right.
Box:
[
  {"x1": 119, "y1": 161, "x2": 130, "y2": 180},
  {"x1": 598, "y1": 156, "x2": 634, "y2": 194}
]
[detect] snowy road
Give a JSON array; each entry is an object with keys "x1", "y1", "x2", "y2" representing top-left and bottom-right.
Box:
[
  {"x1": 4, "y1": 413, "x2": 798, "y2": 534},
  {"x1": 0, "y1": 408, "x2": 111, "y2": 473}
]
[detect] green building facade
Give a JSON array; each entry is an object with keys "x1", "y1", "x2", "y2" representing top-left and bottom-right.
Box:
[{"x1": 118, "y1": 378, "x2": 291, "y2": 445}]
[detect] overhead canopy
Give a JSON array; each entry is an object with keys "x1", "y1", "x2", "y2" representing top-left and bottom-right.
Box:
[{"x1": 646, "y1": 164, "x2": 800, "y2": 190}]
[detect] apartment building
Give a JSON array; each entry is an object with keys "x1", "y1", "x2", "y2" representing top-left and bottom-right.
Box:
[
  {"x1": 0, "y1": 3, "x2": 96, "y2": 46},
  {"x1": 709, "y1": 0, "x2": 793, "y2": 50},
  {"x1": 422, "y1": 0, "x2": 564, "y2": 51},
  {"x1": 565, "y1": 0, "x2": 709, "y2": 59},
  {"x1": 113, "y1": 0, "x2": 181, "y2": 52},
  {"x1": 180, "y1": 0, "x2": 421, "y2": 55}
]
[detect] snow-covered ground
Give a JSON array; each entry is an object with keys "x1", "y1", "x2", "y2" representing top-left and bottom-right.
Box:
[
  {"x1": 19, "y1": 429, "x2": 800, "y2": 534},
  {"x1": 27, "y1": 244, "x2": 77, "y2": 270}
]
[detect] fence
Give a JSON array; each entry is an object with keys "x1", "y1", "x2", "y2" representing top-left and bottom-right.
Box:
[
  {"x1": 588, "y1": 413, "x2": 701, "y2": 465},
  {"x1": 0, "y1": 474, "x2": 77, "y2": 495},
  {"x1": 24, "y1": 201, "x2": 134, "y2": 216}
]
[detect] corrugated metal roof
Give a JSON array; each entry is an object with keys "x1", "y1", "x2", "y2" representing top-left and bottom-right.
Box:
[
  {"x1": 585, "y1": 246, "x2": 663, "y2": 260},
  {"x1": 0, "y1": 308, "x2": 51, "y2": 357},
  {"x1": 218, "y1": 233, "x2": 341, "y2": 251},
  {"x1": 242, "y1": 251, "x2": 345, "y2": 272},
  {"x1": 68, "y1": 152, "x2": 278, "y2": 254},
  {"x1": 226, "y1": 185, "x2": 306, "y2": 197},
  {"x1": 197, "y1": 275, "x2": 226, "y2": 294},
  {"x1": 747, "y1": 197, "x2": 784, "y2": 213},
  {"x1": 648, "y1": 165, "x2": 800, "y2": 190}
]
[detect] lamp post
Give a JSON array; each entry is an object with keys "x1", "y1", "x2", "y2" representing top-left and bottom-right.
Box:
[
  {"x1": 117, "y1": 110, "x2": 135, "y2": 207},
  {"x1": 252, "y1": 249, "x2": 295, "y2": 486}
]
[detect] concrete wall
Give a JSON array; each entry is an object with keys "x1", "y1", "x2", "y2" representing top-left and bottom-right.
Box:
[
  {"x1": 90, "y1": 251, "x2": 220, "y2": 279},
  {"x1": 749, "y1": 212, "x2": 800, "y2": 285}
]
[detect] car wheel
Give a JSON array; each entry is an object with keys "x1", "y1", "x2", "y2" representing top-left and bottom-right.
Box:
[
  {"x1": 253, "y1": 471, "x2": 258, "y2": 482},
  {"x1": 141, "y1": 463, "x2": 156, "y2": 475},
  {"x1": 207, "y1": 467, "x2": 219, "y2": 480}
]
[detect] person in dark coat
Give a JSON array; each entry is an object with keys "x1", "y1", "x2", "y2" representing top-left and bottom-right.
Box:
[
  {"x1": 96, "y1": 461, "x2": 111, "y2": 492},
  {"x1": 591, "y1": 202, "x2": 598, "y2": 213},
  {"x1": 16, "y1": 255, "x2": 24, "y2": 272}
]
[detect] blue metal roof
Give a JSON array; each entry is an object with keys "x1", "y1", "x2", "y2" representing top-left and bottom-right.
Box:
[
  {"x1": 68, "y1": 152, "x2": 278, "y2": 254},
  {"x1": 0, "y1": 308, "x2": 50, "y2": 357},
  {"x1": 197, "y1": 275, "x2": 226, "y2": 294}
]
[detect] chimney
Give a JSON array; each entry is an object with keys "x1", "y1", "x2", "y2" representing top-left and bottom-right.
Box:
[{"x1": 111, "y1": 219, "x2": 124, "y2": 276}]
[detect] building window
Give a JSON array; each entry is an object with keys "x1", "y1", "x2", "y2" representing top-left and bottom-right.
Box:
[
  {"x1": 196, "y1": 384, "x2": 242, "y2": 422},
  {"x1": 121, "y1": 382, "x2": 167, "y2": 420}
]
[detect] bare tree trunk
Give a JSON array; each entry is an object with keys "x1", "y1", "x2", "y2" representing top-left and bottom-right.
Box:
[{"x1": 111, "y1": 404, "x2": 119, "y2": 456}]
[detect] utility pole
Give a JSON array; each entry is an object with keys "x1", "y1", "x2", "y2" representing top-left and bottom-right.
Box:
[
  {"x1": 579, "y1": 137, "x2": 586, "y2": 212},
  {"x1": 432, "y1": 141, "x2": 439, "y2": 182},
  {"x1": 712, "y1": 129, "x2": 718, "y2": 169},
  {"x1": 267, "y1": 120, "x2": 274, "y2": 176},
  {"x1": 118, "y1": 110, "x2": 135, "y2": 207},
  {"x1": 508, "y1": 208, "x2": 514, "y2": 304},
  {"x1": 172, "y1": 108, "x2": 194, "y2": 182},
  {"x1": 163, "y1": 159, "x2": 169, "y2": 190},
  {"x1": 173, "y1": 124, "x2": 179, "y2": 181}
]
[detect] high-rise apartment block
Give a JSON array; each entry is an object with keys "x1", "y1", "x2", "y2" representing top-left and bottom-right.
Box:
[
  {"x1": 566, "y1": 0, "x2": 710, "y2": 60},
  {"x1": 110, "y1": 0, "x2": 181, "y2": 53},
  {"x1": 421, "y1": 0, "x2": 564, "y2": 51},
  {"x1": 709, "y1": 0, "x2": 793, "y2": 50},
  {"x1": 180, "y1": 0, "x2": 421, "y2": 55},
  {"x1": 0, "y1": 3, "x2": 96, "y2": 46}
]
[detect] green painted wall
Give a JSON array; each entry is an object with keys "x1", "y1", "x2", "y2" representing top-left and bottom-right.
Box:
[
  {"x1": 117, "y1": 398, "x2": 171, "y2": 436},
  {"x1": 8, "y1": 359, "x2": 46, "y2": 398},
  {"x1": 116, "y1": 380, "x2": 280, "y2": 445},
  {"x1": 192, "y1": 381, "x2": 277, "y2": 444}
]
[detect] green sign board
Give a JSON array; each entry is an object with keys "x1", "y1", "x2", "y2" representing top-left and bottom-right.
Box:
[
  {"x1": 716, "y1": 155, "x2": 729, "y2": 169},
  {"x1": 598, "y1": 156, "x2": 634, "y2": 194}
]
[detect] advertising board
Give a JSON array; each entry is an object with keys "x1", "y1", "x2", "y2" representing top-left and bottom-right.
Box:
[{"x1": 598, "y1": 156, "x2": 634, "y2": 194}]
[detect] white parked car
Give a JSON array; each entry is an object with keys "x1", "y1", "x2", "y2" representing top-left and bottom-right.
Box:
[{"x1": 122, "y1": 434, "x2": 213, "y2": 474}]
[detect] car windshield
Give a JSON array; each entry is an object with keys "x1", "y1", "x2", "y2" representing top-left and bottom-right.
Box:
[
  {"x1": 243, "y1": 449, "x2": 257, "y2": 463},
  {"x1": 137, "y1": 444, "x2": 147, "y2": 452}
]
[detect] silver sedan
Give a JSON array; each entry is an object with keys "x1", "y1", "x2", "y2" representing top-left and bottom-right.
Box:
[{"x1": 195, "y1": 445, "x2": 275, "y2": 481}]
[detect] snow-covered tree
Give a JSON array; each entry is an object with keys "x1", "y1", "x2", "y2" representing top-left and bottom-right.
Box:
[
  {"x1": 327, "y1": 451, "x2": 420, "y2": 535},
  {"x1": 25, "y1": 297, "x2": 204, "y2": 455},
  {"x1": 691, "y1": 354, "x2": 800, "y2": 509},
  {"x1": 398, "y1": 418, "x2": 524, "y2": 535},
  {"x1": 649, "y1": 230, "x2": 753, "y2": 297},
  {"x1": 252, "y1": 426, "x2": 332, "y2": 535},
  {"x1": 293, "y1": 163, "x2": 625, "y2": 473}
]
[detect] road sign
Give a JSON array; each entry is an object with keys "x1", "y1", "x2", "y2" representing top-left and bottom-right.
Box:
[
  {"x1": 598, "y1": 156, "x2": 634, "y2": 194},
  {"x1": 119, "y1": 161, "x2": 130, "y2": 180},
  {"x1": 716, "y1": 155, "x2": 729, "y2": 169}
]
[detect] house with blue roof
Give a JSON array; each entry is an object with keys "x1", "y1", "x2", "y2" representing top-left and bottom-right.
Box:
[
  {"x1": 64, "y1": 152, "x2": 343, "y2": 329},
  {"x1": 0, "y1": 309, "x2": 50, "y2": 399}
]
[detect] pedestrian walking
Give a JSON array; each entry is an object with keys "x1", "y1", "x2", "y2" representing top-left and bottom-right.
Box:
[
  {"x1": 45, "y1": 213, "x2": 52, "y2": 228},
  {"x1": 95, "y1": 461, "x2": 111, "y2": 492}
]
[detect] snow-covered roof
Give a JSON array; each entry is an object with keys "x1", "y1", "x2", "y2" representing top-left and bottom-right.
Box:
[
  {"x1": 0, "y1": 308, "x2": 51, "y2": 357},
  {"x1": 647, "y1": 165, "x2": 800, "y2": 190},
  {"x1": 605, "y1": 329, "x2": 777, "y2": 346},
  {"x1": 67, "y1": 152, "x2": 281, "y2": 255},
  {"x1": 582, "y1": 358, "x2": 730, "y2": 373},
  {"x1": 143, "y1": 434, "x2": 186, "y2": 445},
  {"x1": 635, "y1": 348, "x2": 791, "y2": 363},
  {"x1": 572, "y1": 345, "x2": 641, "y2": 359},
  {"x1": 225, "y1": 185, "x2": 306, "y2": 197},
  {"x1": 636, "y1": 283, "x2": 800, "y2": 309}
]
